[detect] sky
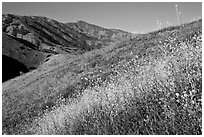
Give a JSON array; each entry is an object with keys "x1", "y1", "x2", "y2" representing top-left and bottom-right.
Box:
[{"x1": 2, "y1": 2, "x2": 202, "y2": 33}]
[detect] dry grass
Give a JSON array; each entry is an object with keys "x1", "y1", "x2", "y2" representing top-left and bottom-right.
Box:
[
  {"x1": 26, "y1": 33, "x2": 202, "y2": 134},
  {"x1": 2, "y1": 20, "x2": 202, "y2": 135}
]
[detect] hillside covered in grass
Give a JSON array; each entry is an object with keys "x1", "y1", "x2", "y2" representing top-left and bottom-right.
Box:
[
  {"x1": 2, "y1": 14, "x2": 134, "y2": 82},
  {"x1": 2, "y1": 19, "x2": 202, "y2": 135}
]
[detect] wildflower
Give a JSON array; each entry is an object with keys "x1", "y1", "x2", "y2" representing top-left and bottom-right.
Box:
[{"x1": 175, "y1": 92, "x2": 179, "y2": 97}]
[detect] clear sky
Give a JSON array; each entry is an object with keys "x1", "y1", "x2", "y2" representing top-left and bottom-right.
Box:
[{"x1": 2, "y1": 2, "x2": 202, "y2": 33}]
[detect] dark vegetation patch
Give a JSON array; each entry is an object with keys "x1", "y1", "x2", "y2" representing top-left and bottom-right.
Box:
[{"x1": 2, "y1": 55, "x2": 29, "y2": 82}]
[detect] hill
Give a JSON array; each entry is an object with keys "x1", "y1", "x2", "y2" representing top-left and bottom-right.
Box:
[
  {"x1": 2, "y1": 32, "x2": 47, "y2": 82},
  {"x1": 2, "y1": 17, "x2": 202, "y2": 135},
  {"x1": 66, "y1": 20, "x2": 135, "y2": 41},
  {"x1": 2, "y1": 14, "x2": 133, "y2": 81}
]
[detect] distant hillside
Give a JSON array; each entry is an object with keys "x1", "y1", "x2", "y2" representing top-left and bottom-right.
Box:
[
  {"x1": 66, "y1": 20, "x2": 135, "y2": 41},
  {"x1": 2, "y1": 14, "x2": 134, "y2": 81},
  {"x1": 2, "y1": 18, "x2": 202, "y2": 135},
  {"x1": 2, "y1": 14, "x2": 100, "y2": 53}
]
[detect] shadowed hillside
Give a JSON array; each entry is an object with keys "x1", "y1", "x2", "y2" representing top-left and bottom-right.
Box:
[
  {"x1": 2, "y1": 33, "x2": 46, "y2": 71},
  {"x1": 2, "y1": 18, "x2": 202, "y2": 135},
  {"x1": 2, "y1": 55, "x2": 29, "y2": 82}
]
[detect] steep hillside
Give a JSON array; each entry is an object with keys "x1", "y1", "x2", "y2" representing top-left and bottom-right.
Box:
[
  {"x1": 2, "y1": 14, "x2": 101, "y2": 53},
  {"x1": 2, "y1": 19, "x2": 202, "y2": 135},
  {"x1": 2, "y1": 14, "x2": 135, "y2": 81},
  {"x1": 66, "y1": 20, "x2": 135, "y2": 42}
]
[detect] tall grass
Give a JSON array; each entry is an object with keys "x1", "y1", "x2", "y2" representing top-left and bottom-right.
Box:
[{"x1": 25, "y1": 31, "x2": 202, "y2": 135}]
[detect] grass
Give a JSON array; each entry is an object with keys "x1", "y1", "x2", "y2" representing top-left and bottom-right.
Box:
[
  {"x1": 2, "y1": 19, "x2": 202, "y2": 135},
  {"x1": 27, "y1": 25, "x2": 202, "y2": 134}
]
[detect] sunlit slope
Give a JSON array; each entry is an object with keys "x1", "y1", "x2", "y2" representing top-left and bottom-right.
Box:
[{"x1": 2, "y1": 19, "x2": 202, "y2": 135}]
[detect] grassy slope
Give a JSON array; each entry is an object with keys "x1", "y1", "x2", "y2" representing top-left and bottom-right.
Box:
[{"x1": 2, "y1": 20, "x2": 202, "y2": 135}]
